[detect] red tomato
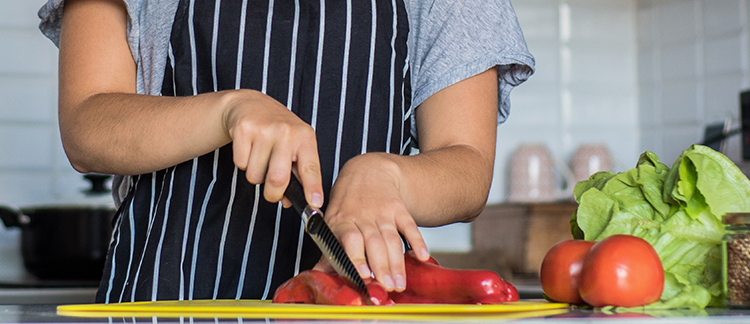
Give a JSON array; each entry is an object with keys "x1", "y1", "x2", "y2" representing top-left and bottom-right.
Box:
[
  {"x1": 579, "y1": 235, "x2": 664, "y2": 307},
  {"x1": 539, "y1": 240, "x2": 595, "y2": 304}
]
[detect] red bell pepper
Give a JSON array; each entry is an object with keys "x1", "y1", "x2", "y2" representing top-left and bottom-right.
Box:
[
  {"x1": 272, "y1": 270, "x2": 393, "y2": 306},
  {"x1": 389, "y1": 251, "x2": 519, "y2": 304},
  {"x1": 273, "y1": 251, "x2": 519, "y2": 305}
]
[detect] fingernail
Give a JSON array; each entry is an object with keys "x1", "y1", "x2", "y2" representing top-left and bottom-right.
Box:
[
  {"x1": 394, "y1": 274, "x2": 406, "y2": 290},
  {"x1": 419, "y1": 247, "x2": 430, "y2": 259},
  {"x1": 383, "y1": 275, "x2": 395, "y2": 290},
  {"x1": 311, "y1": 193, "x2": 323, "y2": 208},
  {"x1": 358, "y1": 264, "x2": 372, "y2": 278}
]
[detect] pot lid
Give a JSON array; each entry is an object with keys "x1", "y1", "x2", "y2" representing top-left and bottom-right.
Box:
[{"x1": 31, "y1": 174, "x2": 116, "y2": 210}]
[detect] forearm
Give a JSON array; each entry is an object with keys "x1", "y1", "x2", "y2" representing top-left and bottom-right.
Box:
[
  {"x1": 398, "y1": 145, "x2": 494, "y2": 226},
  {"x1": 343, "y1": 145, "x2": 494, "y2": 228},
  {"x1": 60, "y1": 91, "x2": 238, "y2": 175}
]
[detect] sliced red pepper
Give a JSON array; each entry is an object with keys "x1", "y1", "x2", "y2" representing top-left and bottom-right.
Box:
[
  {"x1": 389, "y1": 251, "x2": 519, "y2": 304},
  {"x1": 272, "y1": 270, "x2": 393, "y2": 306},
  {"x1": 273, "y1": 251, "x2": 518, "y2": 305}
]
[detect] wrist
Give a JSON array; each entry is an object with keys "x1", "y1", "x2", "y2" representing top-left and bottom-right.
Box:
[
  {"x1": 217, "y1": 89, "x2": 258, "y2": 140},
  {"x1": 341, "y1": 153, "x2": 404, "y2": 194}
]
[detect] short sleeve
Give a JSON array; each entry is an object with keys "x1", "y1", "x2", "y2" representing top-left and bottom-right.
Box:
[
  {"x1": 38, "y1": 0, "x2": 143, "y2": 68},
  {"x1": 406, "y1": 0, "x2": 535, "y2": 124},
  {"x1": 38, "y1": 0, "x2": 65, "y2": 47}
]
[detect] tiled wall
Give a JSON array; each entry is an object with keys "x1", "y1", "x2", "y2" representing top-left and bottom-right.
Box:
[
  {"x1": 0, "y1": 0, "x2": 748, "y2": 258},
  {"x1": 486, "y1": 0, "x2": 639, "y2": 206},
  {"x1": 0, "y1": 0, "x2": 70, "y2": 208},
  {"x1": 0, "y1": 0, "x2": 61, "y2": 279},
  {"x1": 637, "y1": 0, "x2": 750, "y2": 165}
]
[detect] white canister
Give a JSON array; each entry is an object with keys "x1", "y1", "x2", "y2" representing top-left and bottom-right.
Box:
[
  {"x1": 571, "y1": 144, "x2": 613, "y2": 182},
  {"x1": 508, "y1": 143, "x2": 575, "y2": 203}
]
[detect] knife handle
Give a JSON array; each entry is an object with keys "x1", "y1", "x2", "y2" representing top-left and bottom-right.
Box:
[{"x1": 285, "y1": 173, "x2": 308, "y2": 214}]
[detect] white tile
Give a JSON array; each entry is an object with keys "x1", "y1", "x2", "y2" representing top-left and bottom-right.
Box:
[
  {"x1": 658, "y1": 0, "x2": 698, "y2": 45},
  {"x1": 507, "y1": 84, "x2": 561, "y2": 126},
  {"x1": 638, "y1": 128, "x2": 663, "y2": 162},
  {"x1": 0, "y1": 171, "x2": 55, "y2": 206},
  {"x1": 524, "y1": 41, "x2": 559, "y2": 84},
  {"x1": 0, "y1": 125, "x2": 55, "y2": 169},
  {"x1": 638, "y1": 86, "x2": 661, "y2": 127},
  {"x1": 704, "y1": 34, "x2": 743, "y2": 76},
  {"x1": 638, "y1": 47, "x2": 657, "y2": 84},
  {"x1": 568, "y1": 46, "x2": 637, "y2": 86},
  {"x1": 567, "y1": 0, "x2": 636, "y2": 45},
  {"x1": 0, "y1": 0, "x2": 45, "y2": 29},
  {"x1": 701, "y1": 0, "x2": 743, "y2": 37},
  {"x1": 703, "y1": 73, "x2": 744, "y2": 122},
  {"x1": 419, "y1": 223, "x2": 471, "y2": 252},
  {"x1": 513, "y1": 0, "x2": 560, "y2": 41},
  {"x1": 660, "y1": 126, "x2": 703, "y2": 164},
  {"x1": 661, "y1": 80, "x2": 700, "y2": 126},
  {"x1": 567, "y1": 90, "x2": 638, "y2": 128},
  {"x1": 661, "y1": 43, "x2": 697, "y2": 80},
  {"x1": 497, "y1": 123, "x2": 565, "y2": 152},
  {"x1": 637, "y1": 5, "x2": 656, "y2": 46},
  {"x1": 0, "y1": 77, "x2": 56, "y2": 122},
  {"x1": 0, "y1": 31, "x2": 58, "y2": 76},
  {"x1": 52, "y1": 128, "x2": 73, "y2": 170}
]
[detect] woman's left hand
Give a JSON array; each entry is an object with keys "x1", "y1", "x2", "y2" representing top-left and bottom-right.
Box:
[
  {"x1": 312, "y1": 153, "x2": 429, "y2": 292},
  {"x1": 310, "y1": 67, "x2": 500, "y2": 293}
]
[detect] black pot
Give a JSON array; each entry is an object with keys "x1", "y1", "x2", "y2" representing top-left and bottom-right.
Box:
[{"x1": 0, "y1": 175, "x2": 116, "y2": 281}]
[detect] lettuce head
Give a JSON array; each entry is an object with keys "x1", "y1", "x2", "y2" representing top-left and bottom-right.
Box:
[{"x1": 570, "y1": 145, "x2": 750, "y2": 309}]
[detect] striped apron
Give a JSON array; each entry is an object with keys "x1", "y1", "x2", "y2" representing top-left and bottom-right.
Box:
[{"x1": 96, "y1": 0, "x2": 412, "y2": 302}]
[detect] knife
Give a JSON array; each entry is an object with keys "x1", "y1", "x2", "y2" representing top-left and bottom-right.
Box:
[{"x1": 284, "y1": 173, "x2": 372, "y2": 304}]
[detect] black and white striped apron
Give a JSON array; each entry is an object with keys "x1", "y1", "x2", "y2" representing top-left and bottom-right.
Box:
[{"x1": 96, "y1": 0, "x2": 412, "y2": 302}]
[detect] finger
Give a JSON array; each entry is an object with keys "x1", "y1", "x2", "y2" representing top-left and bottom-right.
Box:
[
  {"x1": 398, "y1": 219, "x2": 430, "y2": 261},
  {"x1": 263, "y1": 145, "x2": 293, "y2": 203},
  {"x1": 312, "y1": 254, "x2": 335, "y2": 273},
  {"x1": 294, "y1": 135, "x2": 323, "y2": 209},
  {"x1": 334, "y1": 221, "x2": 372, "y2": 280},
  {"x1": 360, "y1": 223, "x2": 394, "y2": 291},
  {"x1": 280, "y1": 196, "x2": 292, "y2": 208},
  {"x1": 231, "y1": 132, "x2": 253, "y2": 171},
  {"x1": 381, "y1": 225, "x2": 407, "y2": 292},
  {"x1": 244, "y1": 139, "x2": 273, "y2": 185}
]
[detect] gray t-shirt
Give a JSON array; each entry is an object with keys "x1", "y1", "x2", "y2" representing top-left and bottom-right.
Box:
[{"x1": 38, "y1": 0, "x2": 535, "y2": 204}]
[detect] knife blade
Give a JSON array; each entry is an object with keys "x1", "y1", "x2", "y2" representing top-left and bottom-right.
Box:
[{"x1": 284, "y1": 173, "x2": 372, "y2": 304}]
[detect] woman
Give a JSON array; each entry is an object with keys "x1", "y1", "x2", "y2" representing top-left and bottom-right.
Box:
[{"x1": 39, "y1": 0, "x2": 534, "y2": 302}]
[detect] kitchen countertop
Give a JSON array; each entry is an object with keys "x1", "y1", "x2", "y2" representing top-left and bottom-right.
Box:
[{"x1": 1, "y1": 303, "x2": 750, "y2": 323}]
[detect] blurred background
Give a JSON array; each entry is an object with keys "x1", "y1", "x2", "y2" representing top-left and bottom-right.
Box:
[{"x1": 0, "y1": 0, "x2": 749, "y2": 280}]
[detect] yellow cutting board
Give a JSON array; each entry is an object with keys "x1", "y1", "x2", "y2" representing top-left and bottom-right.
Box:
[{"x1": 58, "y1": 300, "x2": 570, "y2": 321}]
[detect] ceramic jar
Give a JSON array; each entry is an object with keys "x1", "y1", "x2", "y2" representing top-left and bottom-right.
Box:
[
  {"x1": 508, "y1": 143, "x2": 575, "y2": 203},
  {"x1": 571, "y1": 144, "x2": 613, "y2": 182}
]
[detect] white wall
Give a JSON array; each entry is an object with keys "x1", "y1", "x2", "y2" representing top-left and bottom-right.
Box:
[
  {"x1": 487, "y1": 0, "x2": 640, "y2": 204},
  {"x1": 637, "y1": 0, "x2": 750, "y2": 165},
  {"x1": 0, "y1": 0, "x2": 64, "y2": 280},
  {"x1": 1, "y1": 1, "x2": 67, "y2": 207}
]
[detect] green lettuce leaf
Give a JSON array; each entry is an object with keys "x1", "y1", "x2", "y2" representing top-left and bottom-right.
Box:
[{"x1": 571, "y1": 145, "x2": 750, "y2": 309}]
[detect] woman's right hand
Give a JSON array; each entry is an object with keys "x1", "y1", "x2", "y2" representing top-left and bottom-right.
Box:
[
  {"x1": 58, "y1": 0, "x2": 323, "y2": 208},
  {"x1": 222, "y1": 90, "x2": 324, "y2": 208}
]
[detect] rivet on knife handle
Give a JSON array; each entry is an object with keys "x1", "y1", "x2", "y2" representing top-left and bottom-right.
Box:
[{"x1": 285, "y1": 173, "x2": 372, "y2": 304}]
